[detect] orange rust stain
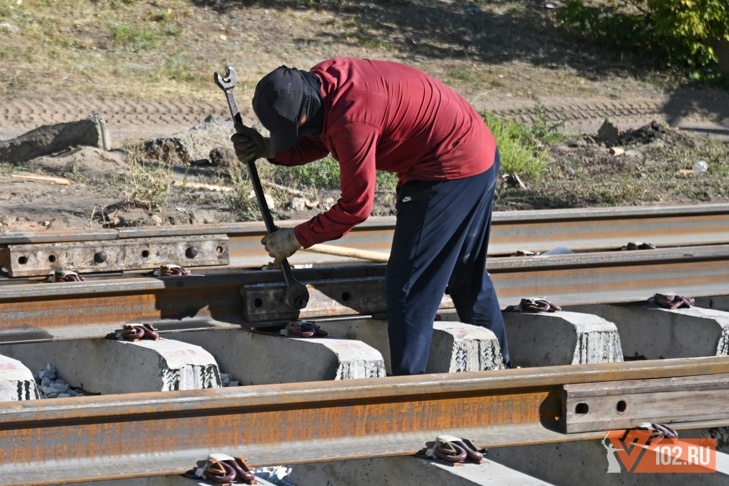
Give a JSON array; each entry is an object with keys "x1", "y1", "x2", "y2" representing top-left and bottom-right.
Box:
[{"x1": 0, "y1": 391, "x2": 555, "y2": 462}]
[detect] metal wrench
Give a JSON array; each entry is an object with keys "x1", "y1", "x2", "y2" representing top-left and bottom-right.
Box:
[{"x1": 214, "y1": 66, "x2": 309, "y2": 310}]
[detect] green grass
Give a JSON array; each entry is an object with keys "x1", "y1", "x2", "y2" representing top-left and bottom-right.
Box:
[
  {"x1": 223, "y1": 108, "x2": 553, "y2": 205},
  {"x1": 224, "y1": 108, "x2": 555, "y2": 203},
  {"x1": 445, "y1": 65, "x2": 505, "y2": 88},
  {"x1": 256, "y1": 155, "x2": 398, "y2": 194},
  {"x1": 280, "y1": 156, "x2": 341, "y2": 188},
  {"x1": 111, "y1": 24, "x2": 160, "y2": 51},
  {"x1": 125, "y1": 154, "x2": 174, "y2": 208},
  {"x1": 482, "y1": 112, "x2": 553, "y2": 179},
  {"x1": 160, "y1": 53, "x2": 198, "y2": 82}
]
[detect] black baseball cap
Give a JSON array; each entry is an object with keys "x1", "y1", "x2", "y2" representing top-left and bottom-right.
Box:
[{"x1": 252, "y1": 66, "x2": 306, "y2": 152}]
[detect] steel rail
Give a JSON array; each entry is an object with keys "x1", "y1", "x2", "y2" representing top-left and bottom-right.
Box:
[
  {"x1": 1, "y1": 357, "x2": 728, "y2": 485},
  {"x1": 0, "y1": 206, "x2": 728, "y2": 484},
  {"x1": 3, "y1": 204, "x2": 729, "y2": 271},
  {"x1": 2, "y1": 245, "x2": 729, "y2": 340}
]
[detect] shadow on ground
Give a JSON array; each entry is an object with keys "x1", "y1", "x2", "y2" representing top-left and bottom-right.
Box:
[{"x1": 192, "y1": 0, "x2": 729, "y2": 131}]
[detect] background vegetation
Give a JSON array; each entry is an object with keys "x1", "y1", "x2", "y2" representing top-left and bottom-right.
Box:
[
  {"x1": 1, "y1": 0, "x2": 727, "y2": 221},
  {"x1": 558, "y1": 0, "x2": 729, "y2": 80}
]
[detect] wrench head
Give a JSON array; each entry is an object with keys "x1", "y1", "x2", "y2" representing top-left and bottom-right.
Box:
[
  {"x1": 214, "y1": 66, "x2": 238, "y2": 91},
  {"x1": 284, "y1": 282, "x2": 310, "y2": 310}
]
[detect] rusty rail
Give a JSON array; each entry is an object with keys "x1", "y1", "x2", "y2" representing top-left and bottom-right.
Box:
[
  {"x1": 1, "y1": 204, "x2": 729, "y2": 484},
  {"x1": 3, "y1": 203, "x2": 729, "y2": 273},
  {"x1": 2, "y1": 244, "x2": 729, "y2": 339},
  {"x1": 1, "y1": 357, "x2": 728, "y2": 484}
]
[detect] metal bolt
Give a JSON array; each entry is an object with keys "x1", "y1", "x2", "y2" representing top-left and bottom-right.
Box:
[
  {"x1": 186, "y1": 246, "x2": 199, "y2": 259},
  {"x1": 94, "y1": 251, "x2": 108, "y2": 263}
]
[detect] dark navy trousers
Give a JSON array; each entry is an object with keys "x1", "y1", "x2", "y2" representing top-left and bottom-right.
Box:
[{"x1": 386, "y1": 151, "x2": 508, "y2": 375}]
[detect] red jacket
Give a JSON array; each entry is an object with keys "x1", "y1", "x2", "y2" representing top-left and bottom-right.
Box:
[{"x1": 270, "y1": 58, "x2": 497, "y2": 248}]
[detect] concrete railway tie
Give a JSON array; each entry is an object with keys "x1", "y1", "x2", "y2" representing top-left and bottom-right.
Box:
[
  {"x1": 2, "y1": 205, "x2": 729, "y2": 484},
  {"x1": 0, "y1": 302, "x2": 728, "y2": 484}
]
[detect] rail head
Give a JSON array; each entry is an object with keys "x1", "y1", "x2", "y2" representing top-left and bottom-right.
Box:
[
  {"x1": 1, "y1": 357, "x2": 727, "y2": 424},
  {"x1": 1, "y1": 357, "x2": 728, "y2": 485}
]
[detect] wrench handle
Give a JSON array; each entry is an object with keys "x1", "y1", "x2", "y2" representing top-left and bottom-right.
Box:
[
  {"x1": 220, "y1": 89, "x2": 276, "y2": 233},
  {"x1": 215, "y1": 75, "x2": 309, "y2": 310},
  {"x1": 222, "y1": 87, "x2": 276, "y2": 233},
  {"x1": 246, "y1": 159, "x2": 277, "y2": 235},
  {"x1": 245, "y1": 160, "x2": 303, "y2": 304},
  {"x1": 246, "y1": 153, "x2": 308, "y2": 309},
  {"x1": 224, "y1": 91, "x2": 242, "y2": 126}
]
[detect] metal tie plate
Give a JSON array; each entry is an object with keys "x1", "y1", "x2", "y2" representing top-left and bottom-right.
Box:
[{"x1": 1, "y1": 235, "x2": 230, "y2": 277}]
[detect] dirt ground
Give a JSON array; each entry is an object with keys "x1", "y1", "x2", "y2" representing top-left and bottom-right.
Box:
[{"x1": 1, "y1": 1, "x2": 728, "y2": 233}]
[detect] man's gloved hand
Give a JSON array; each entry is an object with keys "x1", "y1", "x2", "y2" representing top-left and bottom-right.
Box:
[
  {"x1": 231, "y1": 124, "x2": 273, "y2": 163},
  {"x1": 261, "y1": 228, "x2": 302, "y2": 263}
]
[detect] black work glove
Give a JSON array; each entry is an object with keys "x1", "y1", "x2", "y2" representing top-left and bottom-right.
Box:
[{"x1": 231, "y1": 124, "x2": 273, "y2": 163}]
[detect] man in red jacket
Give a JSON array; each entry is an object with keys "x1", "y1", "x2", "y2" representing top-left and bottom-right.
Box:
[{"x1": 233, "y1": 58, "x2": 510, "y2": 374}]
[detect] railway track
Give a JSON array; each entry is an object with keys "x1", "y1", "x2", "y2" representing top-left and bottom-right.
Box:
[{"x1": 1, "y1": 204, "x2": 729, "y2": 485}]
